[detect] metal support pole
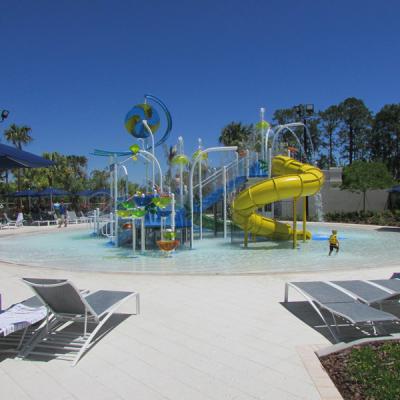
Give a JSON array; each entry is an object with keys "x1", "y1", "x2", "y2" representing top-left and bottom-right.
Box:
[
  {"x1": 161, "y1": 217, "x2": 166, "y2": 240},
  {"x1": 142, "y1": 120, "x2": 155, "y2": 190},
  {"x1": 199, "y1": 156, "x2": 203, "y2": 240},
  {"x1": 132, "y1": 218, "x2": 136, "y2": 256},
  {"x1": 96, "y1": 208, "x2": 100, "y2": 234},
  {"x1": 171, "y1": 193, "x2": 176, "y2": 232},
  {"x1": 109, "y1": 212, "x2": 114, "y2": 242},
  {"x1": 223, "y1": 166, "x2": 227, "y2": 239},
  {"x1": 141, "y1": 217, "x2": 145, "y2": 252},
  {"x1": 303, "y1": 118, "x2": 309, "y2": 217},
  {"x1": 179, "y1": 164, "x2": 184, "y2": 207},
  {"x1": 268, "y1": 147, "x2": 274, "y2": 219},
  {"x1": 293, "y1": 198, "x2": 297, "y2": 249},
  {"x1": 303, "y1": 196, "x2": 307, "y2": 242},
  {"x1": 113, "y1": 157, "x2": 119, "y2": 247},
  {"x1": 178, "y1": 136, "x2": 184, "y2": 207},
  {"x1": 245, "y1": 150, "x2": 250, "y2": 179}
]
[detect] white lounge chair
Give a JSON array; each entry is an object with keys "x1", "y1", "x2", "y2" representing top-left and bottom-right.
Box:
[
  {"x1": 20, "y1": 278, "x2": 140, "y2": 366},
  {"x1": 1, "y1": 212, "x2": 24, "y2": 229},
  {"x1": 67, "y1": 210, "x2": 88, "y2": 224}
]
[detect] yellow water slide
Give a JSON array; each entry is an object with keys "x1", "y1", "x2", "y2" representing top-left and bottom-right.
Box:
[{"x1": 232, "y1": 155, "x2": 324, "y2": 241}]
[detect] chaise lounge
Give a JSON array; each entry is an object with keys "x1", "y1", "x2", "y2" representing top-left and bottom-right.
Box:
[
  {"x1": 284, "y1": 280, "x2": 400, "y2": 342},
  {"x1": 19, "y1": 278, "x2": 140, "y2": 366}
]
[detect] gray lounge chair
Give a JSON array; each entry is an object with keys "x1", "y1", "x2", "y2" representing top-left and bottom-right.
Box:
[
  {"x1": 330, "y1": 280, "x2": 400, "y2": 306},
  {"x1": 284, "y1": 281, "x2": 399, "y2": 342},
  {"x1": 20, "y1": 278, "x2": 140, "y2": 366},
  {"x1": 0, "y1": 296, "x2": 47, "y2": 353}
]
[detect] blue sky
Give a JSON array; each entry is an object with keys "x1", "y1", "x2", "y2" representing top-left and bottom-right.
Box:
[{"x1": 1, "y1": 0, "x2": 400, "y2": 183}]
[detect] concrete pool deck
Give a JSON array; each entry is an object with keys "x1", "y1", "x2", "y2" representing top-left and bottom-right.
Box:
[{"x1": 0, "y1": 224, "x2": 399, "y2": 399}]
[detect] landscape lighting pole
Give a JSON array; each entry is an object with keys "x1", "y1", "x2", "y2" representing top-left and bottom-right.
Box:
[
  {"x1": 260, "y1": 107, "x2": 266, "y2": 161},
  {"x1": 294, "y1": 104, "x2": 314, "y2": 217},
  {"x1": 0, "y1": 110, "x2": 10, "y2": 186}
]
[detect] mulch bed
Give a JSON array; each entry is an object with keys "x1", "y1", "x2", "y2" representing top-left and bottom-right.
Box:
[{"x1": 319, "y1": 339, "x2": 400, "y2": 400}]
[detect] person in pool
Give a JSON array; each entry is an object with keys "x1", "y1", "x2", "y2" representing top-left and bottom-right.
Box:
[{"x1": 329, "y1": 230, "x2": 339, "y2": 256}]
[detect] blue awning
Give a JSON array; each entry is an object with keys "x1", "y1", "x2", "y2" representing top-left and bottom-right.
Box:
[
  {"x1": 0, "y1": 143, "x2": 54, "y2": 169},
  {"x1": 388, "y1": 185, "x2": 400, "y2": 193},
  {"x1": 37, "y1": 188, "x2": 70, "y2": 197},
  {"x1": 10, "y1": 189, "x2": 39, "y2": 197},
  {"x1": 77, "y1": 189, "x2": 111, "y2": 197}
]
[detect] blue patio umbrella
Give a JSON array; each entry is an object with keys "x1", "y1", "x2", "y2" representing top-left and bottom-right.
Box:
[
  {"x1": 37, "y1": 188, "x2": 70, "y2": 210},
  {"x1": 10, "y1": 189, "x2": 39, "y2": 197},
  {"x1": 0, "y1": 143, "x2": 54, "y2": 169},
  {"x1": 10, "y1": 189, "x2": 39, "y2": 210},
  {"x1": 388, "y1": 185, "x2": 400, "y2": 193}
]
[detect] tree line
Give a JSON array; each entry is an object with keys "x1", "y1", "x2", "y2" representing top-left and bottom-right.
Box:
[
  {"x1": 220, "y1": 97, "x2": 400, "y2": 180},
  {"x1": 0, "y1": 124, "x2": 116, "y2": 195}
]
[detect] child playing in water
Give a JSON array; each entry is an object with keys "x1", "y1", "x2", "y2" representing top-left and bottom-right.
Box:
[{"x1": 329, "y1": 230, "x2": 339, "y2": 256}]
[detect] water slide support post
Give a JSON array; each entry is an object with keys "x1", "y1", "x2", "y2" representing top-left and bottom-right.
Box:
[
  {"x1": 303, "y1": 196, "x2": 307, "y2": 242},
  {"x1": 293, "y1": 198, "x2": 297, "y2": 249}
]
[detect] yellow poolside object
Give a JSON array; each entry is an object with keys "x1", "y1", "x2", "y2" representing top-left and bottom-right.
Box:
[{"x1": 232, "y1": 155, "x2": 324, "y2": 241}]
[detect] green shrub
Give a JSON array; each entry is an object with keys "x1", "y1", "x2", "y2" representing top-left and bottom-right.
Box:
[
  {"x1": 324, "y1": 210, "x2": 400, "y2": 226},
  {"x1": 346, "y1": 343, "x2": 400, "y2": 400}
]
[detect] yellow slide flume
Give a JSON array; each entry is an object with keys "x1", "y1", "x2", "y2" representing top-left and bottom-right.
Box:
[{"x1": 232, "y1": 155, "x2": 324, "y2": 240}]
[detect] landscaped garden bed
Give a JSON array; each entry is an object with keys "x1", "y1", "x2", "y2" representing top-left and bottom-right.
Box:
[
  {"x1": 319, "y1": 340, "x2": 400, "y2": 400},
  {"x1": 325, "y1": 210, "x2": 400, "y2": 227}
]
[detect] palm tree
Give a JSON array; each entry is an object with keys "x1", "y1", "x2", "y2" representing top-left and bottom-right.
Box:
[
  {"x1": 4, "y1": 124, "x2": 33, "y2": 150},
  {"x1": 4, "y1": 124, "x2": 33, "y2": 191},
  {"x1": 219, "y1": 122, "x2": 253, "y2": 150}
]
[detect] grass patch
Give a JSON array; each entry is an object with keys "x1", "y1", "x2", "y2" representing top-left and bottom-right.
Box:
[{"x1": 320, "y1": 340, "x2": 400, "y2": 400}]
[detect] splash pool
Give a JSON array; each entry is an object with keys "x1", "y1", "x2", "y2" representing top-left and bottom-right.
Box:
[{"x1": 0, "y1": 224, "x2": 399, "y2": 274}]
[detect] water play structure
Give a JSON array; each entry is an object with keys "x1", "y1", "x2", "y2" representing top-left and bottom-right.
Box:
[{"x1": 91, "y1": 99, "x2": 324, "y2": 256}]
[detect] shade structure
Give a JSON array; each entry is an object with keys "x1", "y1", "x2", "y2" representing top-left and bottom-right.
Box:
[
  {"x1": 0, "y1": 143, "x2": 54, "y2": 169},
  {"x1": 10, "y1": 189, "x2": 39, "y2": 210},
  {"x1": 388, "y1": 185, "x2": 400, "y2": 193},
  {"x1": 37, "y1": 188, "x2": 70, "y2": 210},
  {"x1": 77, "y1": 189, "x2": 111, "y2": 197},
  {"x1": 10, "y1": 189, "x2": 39, "y2": 197}
]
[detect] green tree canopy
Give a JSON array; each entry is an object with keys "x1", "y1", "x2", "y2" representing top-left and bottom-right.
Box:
[
  {"x1": 341, "y1": 160, "x2": 394, "y2": 211},
  {"x1": 370, "y1": 104, "x2": 400, "y2": 179},
  {"x1": 338, "y1": 98, "x2": 372, "y2": 164},
  {"x1": 219, "y1": 122, "x2": 253, "y2": 151},
  {"x1": 319, "y1": 105, "x2": 341, "y2": 167},
  {"x1": 4, "y1": 123, "x2": 34, "y2": 191}
]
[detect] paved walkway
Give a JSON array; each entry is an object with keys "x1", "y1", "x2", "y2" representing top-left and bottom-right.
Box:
[{"x1": 0, "y1": 225, "x2": 398, "y2": 400}]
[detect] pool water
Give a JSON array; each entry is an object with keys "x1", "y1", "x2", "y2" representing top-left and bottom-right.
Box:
[{"x1": 0, "y1": 224, "x2": 399, "y2": 274}]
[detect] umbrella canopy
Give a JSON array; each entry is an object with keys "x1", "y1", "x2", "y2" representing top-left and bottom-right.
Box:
[
  {"x1": 37, "y1": 188, "x2": 70, "y2": 197},
  {"x1": 10, "y1": 189, "x2": 39, "y2": 197},
  {"x1": 77, "y1": 189, "x2": 93, "y2": 197},
  {"x1": 91, "y1": 189, "x2": 111, "y2": 197},
  {"x1": 0, "y1": 143, "x2": 54, "y2": 169},
  {"x1": 388, "y1": 185, "x2": 400, "y2": 193},
  {"x1": 77, "y1": 189, "x2": 111, "y2": 197}
]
